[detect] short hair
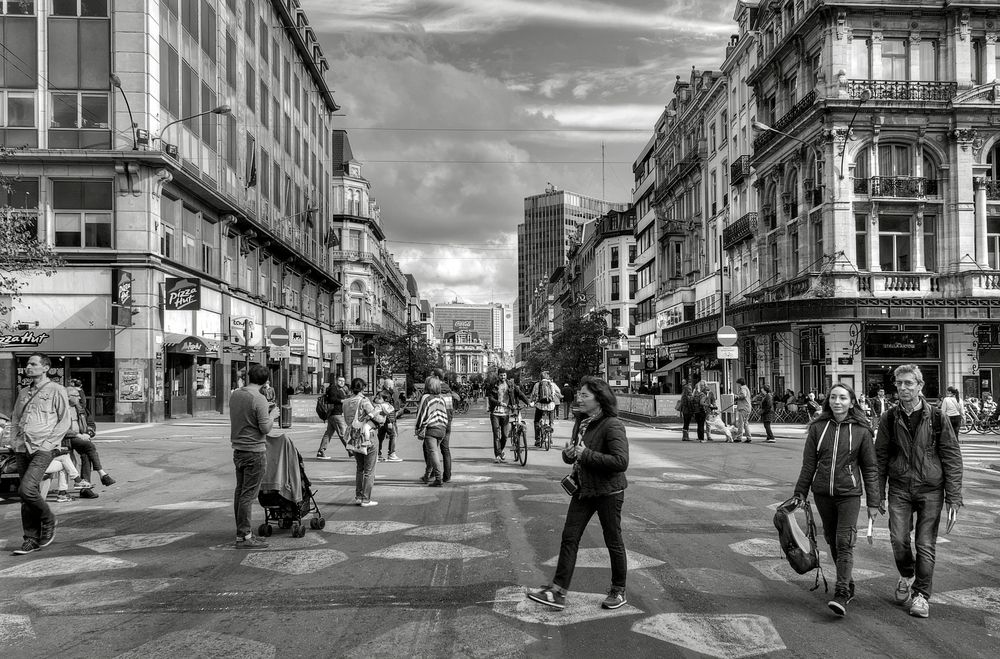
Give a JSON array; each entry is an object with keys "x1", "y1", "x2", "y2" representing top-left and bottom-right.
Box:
[
  {"x1": 66, "y1": 387, "x2": 81, "y2": 398},
  {"x1": 350, "y1": 378, "x2": 366, "y2": 393},
  {"x1": 579, "y1": 376, "x2": 617, "y2": 417},
  {"x1": 735, "y1": 377, "x2": 746, "y2": 386},
  {"x1": 497, "y1": 368, "x2": 507, "y2": 376},
  {"x1": 762, "y1": 384, "x2": 772, "y2": 392},
  {"x1": 28, "y1": 352, "x2": 51, "y2": 369},
  {"x1": 426, "y1": 377, "x2": 442, "y2": 395},
  {"x1": 247, "y1": 365, "x2": 270, "y2": 385},
  {"x1": 541, "y1": 370, "x2": 550, "y2": 379},
  {"x1": 893, "y1": 364, "x2": 924, "y2": 384}
]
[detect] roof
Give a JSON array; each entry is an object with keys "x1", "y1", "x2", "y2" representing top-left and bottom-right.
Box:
[{"x1": 331, "y1": 130, "x2": 356, "y2": 167}]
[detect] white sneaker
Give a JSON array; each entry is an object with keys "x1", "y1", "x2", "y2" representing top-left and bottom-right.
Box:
[
  {"x1": 894, "y1": 576, "x2": 914, "y2": 604},
  {"x1": 909, "y1": 593, "x2": 929, "y2": 618},
  {"x1": 386, "y1": 453, "x2": 403, "y2": 462},
  {"x1": 360, "y1": 500, "x2": 379, "y2": 507}
]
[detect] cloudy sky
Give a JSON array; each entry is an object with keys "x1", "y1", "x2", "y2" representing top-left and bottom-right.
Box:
[{"x1": 302, "y1": 0, "x2": 735, "y2": 306}]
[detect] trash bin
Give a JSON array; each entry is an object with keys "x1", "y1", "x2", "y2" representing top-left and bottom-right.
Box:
[{"x1": 280, "y1": 404, "x2": 292, "y2": 429}]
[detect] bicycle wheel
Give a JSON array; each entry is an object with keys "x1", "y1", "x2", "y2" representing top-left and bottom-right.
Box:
[
  {"x1": 543, "y1": 426, "x2": 552, "y2": 451},
  {"x1": 510, "y1": 427, "x2": 522, "y2": 464},
  {"x1": 518, "y1": 427, "x2": 528, "y2": 466}
]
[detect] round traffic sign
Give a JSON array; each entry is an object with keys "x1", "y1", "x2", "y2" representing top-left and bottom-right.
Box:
[
  {"x1": 268, "y1": 326, "x2": 289, "y2": 346},
  {"x1": 717, "y1": 324, "x2": 738, "y2": 347},
  {"x1": 342, "y1": 334, "x2": 356, "y2": 346}
]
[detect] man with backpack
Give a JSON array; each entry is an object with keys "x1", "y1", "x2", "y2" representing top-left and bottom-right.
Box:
[
  {"x1": 530, "y1": 371, "x2": 562, "y2": 447},
  {"x1": 875, "y1": 364, "x2": 963, "y2": 619}
]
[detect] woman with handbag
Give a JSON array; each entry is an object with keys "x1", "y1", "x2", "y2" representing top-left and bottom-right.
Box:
[
  {"x1": 342, "y1": 378, "x2": 383, "y2": 507},
  {"x1": 527, "y1": 376, "x2": 630, "y2": 612},
  {"x1": 414, "y1": 377, "x2": 452, "y2": 487}
]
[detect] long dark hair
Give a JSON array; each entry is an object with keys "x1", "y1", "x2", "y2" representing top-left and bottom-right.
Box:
[
  {"x1": 579, "y1": 376, "x2": 617, "y2": 418},
  {"x1": 811, "y1": 382, "x2": 869, "y2": 428}
]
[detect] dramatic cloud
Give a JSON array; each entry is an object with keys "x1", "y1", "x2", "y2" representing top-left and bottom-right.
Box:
[{"x1": 304, "y1": 0, "x2": 738, "y2": 304}]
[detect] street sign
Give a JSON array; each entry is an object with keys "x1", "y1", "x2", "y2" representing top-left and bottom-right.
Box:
[
  {"x1": 289, "y1": 329, "x2": 305, "y2": 350},
  {"x1": 717, "y1": 346, "x2": 739, "y2": 360},
  {"x1": 271, "y1": 345, "x2": 290, "y2": 359},
  {"x1": 268, "y1": 327, "x2": 289, "y2": 346},
  {"x1": 342, "y1": 334, "x2": 356, "y2": 346},
  {"x1": 717, "y1": 325, "x2": 738, "y2": 346}
]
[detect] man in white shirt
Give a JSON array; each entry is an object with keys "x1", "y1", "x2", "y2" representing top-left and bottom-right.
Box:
[{"x1": 530, "y1": 371, "x2": 562, "y2": 447}]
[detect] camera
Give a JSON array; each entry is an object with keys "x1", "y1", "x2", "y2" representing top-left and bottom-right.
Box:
[{"x1": 560, "y1": 474, "x2": 579, "y2": 496}]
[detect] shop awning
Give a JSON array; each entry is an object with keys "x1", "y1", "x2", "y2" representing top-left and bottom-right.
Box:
[
  {"x1": 163, "y1": 333, "x2": 216, "y2": 355},
  {"x1": 652, "y1": 355, "x2": 698, "y2": 376}
]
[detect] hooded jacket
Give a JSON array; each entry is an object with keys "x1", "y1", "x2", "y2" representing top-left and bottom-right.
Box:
[
  {"x1": 563, "y1": 414, "x2": 629, "y2": 497},
  {"x1": 794, "y1": 415, "x2": 880, "y2": 508},
  {"x1": 875, "y1": 398, "x2": 963, "y2": 506}
]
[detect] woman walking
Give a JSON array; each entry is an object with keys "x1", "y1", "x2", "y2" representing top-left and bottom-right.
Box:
[
  {"x1": 791, "y1": 382, "x2": 881, "y2": 616},
  {"x1": 940, "y1": 386, "x2": 964, "y2": 435},
  {"x1": 527, "y1": 377, "x2": 629, "y2": 611},
  {"x1": 414, "y1": 377, "x2": 452, "y2": 487},
  {"x1": 343, "y1": 378, "x2": 381, "y2": 507},
  {"x1": 679, "y1": 379, "x2": 694, "y2": 441}
]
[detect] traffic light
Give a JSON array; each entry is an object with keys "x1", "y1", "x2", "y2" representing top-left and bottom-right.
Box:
[{"x1": 362, "y1": 342, "x2": 375, "y2": 358}]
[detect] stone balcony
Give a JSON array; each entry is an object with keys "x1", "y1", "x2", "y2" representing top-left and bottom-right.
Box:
[{"x1": 847, "y1": 80, "x2": 958, "y2": 102}]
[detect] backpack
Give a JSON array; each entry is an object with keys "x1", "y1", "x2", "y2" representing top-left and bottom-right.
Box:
[
  {"x1": 316, "y1": 394, "x2": 330, "y2": 421},
  {"x1": 538, "y1": 380, "x2": 553, "y2": 404},
  {"x1": 773, "y1": 496, "x2": 827, "y2": 591}
]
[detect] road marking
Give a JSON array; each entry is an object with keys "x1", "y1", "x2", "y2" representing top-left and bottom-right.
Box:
[
  {"x1": 946, "y1": 524, "x2": 1000, "y2": 539},
  {"x1": 405, "y1": 522, "x2": 493, "y2": 542},
  {"x1": 936, "y1": 545, "x2": 996, "y2": 566},
  {"x1": 241, "y1": 549, "x2": 349, "y2": 575},
  {"x1": 632, "y1": 613, "x2": 786, "y2": 658},
  {"x1": 443, "y1": 474, "x2": 492, "y2": 483},
  {"x1": 355, "y1": 609, "x2": 537, "y2": 656},
  {"x1": 113, "y1": 630, "x2": 275, "y2": 659},
  {"x1": 661, "y1": 472, "x2": 714, "y2": 481},
  {"x1": 937, "y1": 587, "x2": 1000, "y2": 616},
  {"x1": 322, "y1": 521, "x2": 416, "y2": 535},
  {"x1": 97, "y1": 423, "x2": 156, "y2": 435},
  {"x1": 78, "y1": 533, "x2": 194, "y2": 553},
  {"x1": 542, "y1": 548, "x2": 664, "y2": 570},
  {"x1": 0, "y1": 614, "x2": 34, "y2": 644},
  {"x1": 726, "y1": 478, "x2": 778, "y2": 486},
  {"x1": 366, "y1": 486, "x2": 441, "y2": 504},
  {"x1": 670, "y1": 499, "x2": 756, "y2": 512},
  {"x1": 211, "y1": 534, "x2": 327, "y2": 551},
  {"x1": 675, "y1": 568, "x2": 769, "y2": 596},
  {"x1": 465, "y1": 482, "x2": 528, "y2": 491},
  {"x1": 519, "y1": 493, "x2": 570, "y2": 504},
  {"x1": 702, "y1": 483, "x2": 773, "y2": 492},
  {"x1": 728, "y1": 538, "x2": 782, "y2": 558},
  {"x1": 20, "y1": 578, "x2": 180, "y2": 613},
  {"x1": 749, "y1": 560, "x2": 880, "y2": 584},
  {"x1": 366, "y1": 541, "x2": 494, "y2": 560},
  {"x1": 492, "y1": 585, "x2": 641, "y2": 626},
  {"x1": 0, "y1": 556, "x2": 136, "y2": 578},
  {"x1": 149, "y1": 501, "x2": 229, "y2": 510}
]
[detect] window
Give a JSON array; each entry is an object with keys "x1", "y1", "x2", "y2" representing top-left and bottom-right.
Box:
[
  {"x1": 628, "y1": 244, "x2": 636, "y2": 264},
  {"x1": 784, "y1": 74, "x2": 797, "y2": 107},
  {"x1": 49, "y1": 91, "x2": 109, "y2": 148},
  {"x1": 244, "y1": 0, "x2": 254, "y2": 41},
  {"x1": 770, "y1": 241, "x2": 780, "y2": 281},
  {"x1": 813, "y1": 220, "x2": 823, "y2": 268},
  {"x1": 260, "y1": 81, "x2": 269, "y2": 128},
  {"x1": 720, "y1": 111, "x2": 727, "y2": 141},
  {"x1": 200, "y1": 1, "x2": 216, "y2": 57},
  {"x1": 923, "y1": 216, "x2": 936, "y2": 271},
  {"x1": 917, "y1": 41, "x2": 937, "y2": 81},
  {"x1": 878, "y1": 144, "x2": 912, "y2": 177},
  {"x1": 972, "y1": 40, "x2": 985, "y2": 85},
  {"x1": 0, "y1": 15, "x2": 38, "y2": 89},
  {"x1": 610, "y1": 246, "x2": 619, "y2": 268},
  {"x1": 2, "y1": 0, "x2": 35, "y2": 13},
  {"x1": 611, "y1": 308, "x2": 621, "y2": 330},
  {"x1": 52, "y1": 179, "x2": 113, "y2": 248},
  {"x1": 245, "y1": 63, "x2": 255, "y2": 113},
  {"x1": 988, "y1": 218, "x2": 1000, "y2": 270},
  {"x1": 709, "y1": 123, "x2": 717, "y2": 152},
  {"x1": 670, "y1": 241, "x2": 682, "y2": 278},
  {"x1": 224, "y1": 32, "x2": 237, "y2": 89},
  {"x1": 882, "y1": 39, "x2": 907, "y2": 81},
  {"x1": 0, "y1": 90, "x2": 36, "y2": 146},
  {"x1": 160, "y1": 41, "x2": 180, "y2": 116},
  {"x1": 628, "y1": 274, "x2": 637, "y2": 299},
  {"x1": 162, "y1": 224, "x2": 174, "y2": 258},
  {"x1": 200, "y1": 83, "x2": 216, "y2": 148},
  {"x1": 258, "y1": 17, "x2": 267, "y2": 62},
  {"x1": 611, "y1": 275, "x2": 620, "y2": 301},
  {"x1": 790, "y1": 228, "x2": 799, "y2": 274},
  {"x1": 851, "y1": 39, "x2": 870, "y2": 79},
  {"x1": 879, "y1": 216, "x2": 911, "y2": 271},
  {"x1": 180, "y1": 0, "x2": 197, "y2": 38},
  {"x1": 53, "y1": 0, "x2": 107, "y2": 16},
  {"x1": 855, "y1": 214, "x2": 868, "y2": 270}
]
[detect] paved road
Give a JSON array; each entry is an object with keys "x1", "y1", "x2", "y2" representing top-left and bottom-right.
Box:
[{"x1": 1, "y1": 405, "x2": 999, "y2": 658}]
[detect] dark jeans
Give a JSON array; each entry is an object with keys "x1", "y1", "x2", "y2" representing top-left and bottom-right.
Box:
[
  {"x1": 354, "y1": 448, "x2": 378, "y2": 502},
  {"x1": 813, "y1": 494, "x2": 860, "y2": 594},
  {"x1": 69, "y1": 435, "x2": 103, "y2": 482},
  {"x1": 233, "y1": 450, "x2": 266, "y2": 539},
  {"x1": 948, "y1": 415, "x2": 961, "y2": 435},
  {"x1": 490, "y1": 414, "x2": 510, "y2": 457},
  {"x1": 16, "y1": 450, "x2": 55, "y2": 543},
  {"x1": 319, "y1": 414, "x2": 347, "y2": 453},
  {"x1": 533, "y1": 408, "x2": 553, "y2": 441},
  {"x1": 762, "y1": 417, "x2": 774, "y2": 441},
  {"x1": 441, "y1": 429, "x2": 452, "y2": 481},
  {"x1": 553, "y1": 492, "x2": 627, "y2": 592},
  {"x1": 888, "y1": 488, "x2": 944, "y2": 599},
  {"x1": 694, "y1": 412, "x2": 707, "y2": 441},
  {"x1": 682, "y1": 412, "x2": 692, "y2": 433},
  {"x1": 563, "y1": 401, "x2": 572, "y2": 419},
  {"x1": 377, "y1": 422, "x2": 397, "y2": 456}
]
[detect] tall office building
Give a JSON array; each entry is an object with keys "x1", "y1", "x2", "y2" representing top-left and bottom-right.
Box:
[
  {"x1": 432, "y1": 302, "x2": 506, "y2": 350},
  {"x1": 517, "y1": 186, "x2": 625, "y2": 332}
]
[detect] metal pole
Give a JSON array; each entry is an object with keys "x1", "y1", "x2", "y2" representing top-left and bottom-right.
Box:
[{"x1": 719, "y1": 233, "x2": 730, "y2": 421}]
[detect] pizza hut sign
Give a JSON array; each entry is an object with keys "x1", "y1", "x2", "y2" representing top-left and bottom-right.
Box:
[{"x1": 164, "y1": 277, "x2": 201, "y2": 311}]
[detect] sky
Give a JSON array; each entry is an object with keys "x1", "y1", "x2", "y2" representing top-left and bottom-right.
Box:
[{"x1": 303, "y1": 0, "x2": 737, "y2": 307}]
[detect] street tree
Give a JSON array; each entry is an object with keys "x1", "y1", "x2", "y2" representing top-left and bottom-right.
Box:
[
  {"x1": 1, "y1": 146, "x2": 63, "y2": 326},
  {"x1": 522, "y1": 337, "x2": 553, "y2": 381},
  {"x1": 549, "y1": 307, "x2": 620, "y2": 387},
  {"x1": 373, "y1": 325, "x2": 440, "y2": 392}
]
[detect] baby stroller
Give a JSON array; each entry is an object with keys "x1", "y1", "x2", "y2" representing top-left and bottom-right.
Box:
[{"x1": 257, "y1": 434, "x2": 325, "y2": 538}]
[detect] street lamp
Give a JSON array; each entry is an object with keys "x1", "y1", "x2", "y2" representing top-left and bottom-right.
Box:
[
  {"x1": 109, "y1": 73, "x2": 139, "y2": 149},
  {"x1": 838, "y1": 88, "x2": 872, "y2": 180},
  {"x1": 154, "y1": 104, "x2": 232, "y2": 148},
  {"x1": 752, "y1": 119, "x2": 823, "y2": 181}
]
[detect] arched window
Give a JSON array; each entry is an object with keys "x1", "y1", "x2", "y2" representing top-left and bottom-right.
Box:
[
  {"x1": 986, "y1": 142, "x2": 1000, "y2": 181},
  {"x1": 783, "y1": 171, "x2": 799, "y2": 219},
  {"x1": 878, "y1": 143, "x2": 913, "y2": 177},
  {"x1": 763, "y1": 183, "x2": 777, "y2": 230},
  {"x1": 922, "y1": 151, "x2": 940, "y2": 195}
]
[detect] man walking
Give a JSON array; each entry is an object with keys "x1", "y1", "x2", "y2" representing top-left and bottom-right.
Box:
[
  {"x1": 561, "y1": 383, "x2": 575, "y2": 419},
  {"x1": 317, "y1": 375, "x2": 349, "y2": 460},
  {"x1": 230, "y1": 364, "x2": 279, "y2": 549},
  {"x1": 875, "y1": 364, "x2": 963, "y2": 619},
  {"x1": 8, "y1": 352, "x2": 71, "y2": 555},
  {"x1": 760, "y1": 384, "x2": 776, "y2": 443},
  {"x1": 734, "y1": 377, "x2": 753, "y2": 443}
]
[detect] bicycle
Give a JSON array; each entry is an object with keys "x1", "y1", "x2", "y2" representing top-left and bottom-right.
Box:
[
  {"x1": 509, "y1": 408, "x2": 528, "y2": 466},
  {"x1": 537, "y1": 413, "x2": 553, "y2": 451},
  {"x1": 455, "y1": 396, "x2": 471, "y2": 414}
]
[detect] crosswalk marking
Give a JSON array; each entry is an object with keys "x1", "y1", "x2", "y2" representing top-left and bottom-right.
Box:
[{"x1": 961, "y1": 443, "x2": 1000, "y2": 470}]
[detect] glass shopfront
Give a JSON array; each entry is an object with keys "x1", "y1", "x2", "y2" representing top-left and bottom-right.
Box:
[{"x1": 863, "y1": 325, "x2": 942, "y2": 399}]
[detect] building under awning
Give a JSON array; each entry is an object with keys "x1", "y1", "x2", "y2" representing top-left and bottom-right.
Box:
[
  {"x1": 652, "y1": 355, "x2": 698, "y2": 376},
  {"x1": 163, "y1": 333, "x2": 218, "y2": 355}
]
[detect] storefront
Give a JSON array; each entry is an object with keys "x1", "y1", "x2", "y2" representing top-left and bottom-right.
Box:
[
  {"x1": 163, "y1": 334, "x2": 220, "y2": 418},
  {"x1": 975, "y1": 323, "x2": 1000, "y2": 401},
  {"x1": 862, "y1": 324, "x2": 942, "y2": 399}
]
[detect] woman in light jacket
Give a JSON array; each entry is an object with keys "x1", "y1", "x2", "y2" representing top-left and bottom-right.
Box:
[
  {"x1": 528, "y1": 376, "x2": 630, "y2": 612},
  {"x1": 939, "y1": 386, "x2": 964, "y2": 435},
  {"x1": 792, "y1": 382, "x2": 881, "y2": 617},
  {"x1": 342, "y1": 378, "x2": 380, "y2": 507}
]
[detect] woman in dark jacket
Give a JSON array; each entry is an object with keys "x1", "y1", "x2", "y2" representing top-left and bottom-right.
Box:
[
  {"x1": 760, "y1": 384, "x2": 775, "y2": 443},
  {"x1": 528, "y1": 376, "x2": 630, "y2": 612},
  {"x1": 792, "y1": 382, "x2": 881, "y2": 617}
]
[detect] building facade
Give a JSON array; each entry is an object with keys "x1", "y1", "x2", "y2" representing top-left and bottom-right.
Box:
[
  {"x1": 432, "y1": 302, "x2": 507, "y2": 350},
  {"x1": 0, "y1": 0, "x2": 408, "y2": 420}
]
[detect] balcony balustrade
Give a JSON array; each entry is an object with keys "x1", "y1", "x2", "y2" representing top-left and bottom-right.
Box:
[
  {"x1": 847, "y1": 80, "x2": 958, "y2": 102},
  {"x1": 753, "y1": 90, "x2": 816, "y2": 152},
  {"x1": 722, "y1": 212, "x2": 758, "y2": 250},
  {"x1": 730, "y1": 155, "x2": 751, "y2": 185},
  {"x1": 853, "y1": 176, "x2": 938, "y2": 198}
]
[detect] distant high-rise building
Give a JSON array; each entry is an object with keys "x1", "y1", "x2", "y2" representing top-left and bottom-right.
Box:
[
  {"x1": 432, "y1": 302, "x2": 507, "y2": 350},
  {"x1": 518, "y1": 187, "x2": 625, "y2": 332}
]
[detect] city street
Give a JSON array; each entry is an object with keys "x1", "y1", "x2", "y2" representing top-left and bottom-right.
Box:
[{"x1": 1, "y1": 405, "x2": 999, "y2": 658}]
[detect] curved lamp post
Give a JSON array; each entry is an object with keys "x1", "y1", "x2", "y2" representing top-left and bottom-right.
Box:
[
  {"x1": 109, "y1": 73, "x2": 137, "y2": 150},
  {"x1": 155, "y1": 104, "x2": 232, "y2": 146}
]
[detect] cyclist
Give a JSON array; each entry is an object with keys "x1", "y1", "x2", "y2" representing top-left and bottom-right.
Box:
[
  {"x1": 487, "y1": 368, "x2": 530, "y2": 463},
  {"x1": 530, "y1": 371, "x2": 562, "y2": 447}
]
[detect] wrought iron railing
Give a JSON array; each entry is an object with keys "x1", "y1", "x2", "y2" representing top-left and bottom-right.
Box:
[
  {"x1": 847, "y1": 80, "x2": 957, "y2": 102},
  {"x1": 986, "y1": 180, "x2": 1000, "y2": 200},
  {"x1": 753, "y1": 90, "x2": 817, "y2": 152},
  {"x1": 730, "y1": 155, "x2": 751, "y2": 185},
  {"x1": 854, "y1": 176, "x2": 938, "y2": 197},
  {"x1": 722, "y1": 212, "x2": 758, "y2": 250}
]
